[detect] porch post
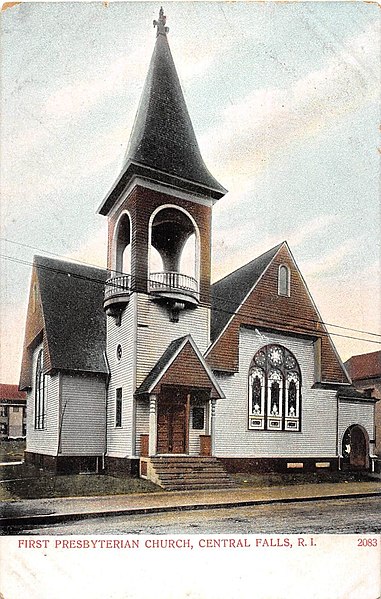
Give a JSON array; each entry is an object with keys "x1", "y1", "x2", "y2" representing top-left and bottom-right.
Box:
[
  {"x1": 149, "y1": 394, "x2": 157, "y2": 456},
  {"x1": 211, "y1": 399, "x2": 217, "y2": 456}
]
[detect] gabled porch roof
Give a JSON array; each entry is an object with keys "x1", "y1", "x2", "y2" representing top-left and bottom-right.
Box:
[{"x1": 136, "y1": 335, "x2": 225, "y2": 399}]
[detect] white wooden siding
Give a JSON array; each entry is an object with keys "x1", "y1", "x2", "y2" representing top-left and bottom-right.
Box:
[
  {"x1": 136, "y1": 294, "x2": 210, "y2": 386},
  {"x1": 105, "y1": 295, "x2": 136, "y2": 457},
  {"x1": 214, "y1": 328, "x2": 338, "y2": 458},
  {"x1": 59, "y1": 374, "x2": 106, "y2": 455},
  {"x1": 135, "y1": 398, "x2": 149, "y2": 455},
  {"x1": 338, "y1": 400, "x2": 375, "y2": 455},
  {"x1": 26, "y1": 344, "x2": 60, "y2": 456}
]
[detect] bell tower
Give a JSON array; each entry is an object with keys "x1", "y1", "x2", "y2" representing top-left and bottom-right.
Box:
[
  {"x1": 98, "y1": 8, "x2": 226, "y2": 466},
  {"x1": 98, "y1": 7, "x2": 226, "y2": 322}
]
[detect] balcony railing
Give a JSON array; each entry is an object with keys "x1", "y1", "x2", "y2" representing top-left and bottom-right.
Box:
[
  {"x1": 104, "y1": 274, "x2": 131, "y2": 301},
  {"x1": 149, "y1": 272, "x2": 198, "y2": 296}
]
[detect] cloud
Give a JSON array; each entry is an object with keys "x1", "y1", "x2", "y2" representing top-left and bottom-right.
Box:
[
  {"x1": 68, "y1": 226, "x2": 108, "y2": 269},
  {"x1": 44, "y1": 51, "x2": 149, "y2": 120},
  {"x1": 202, "y1": 20, "x2": 380, "y2": 184},
  {"x1": 310, "y1": 262, "x2": 381, "y2": 362},
  {"x1": 212, "y1": 213, "x2": 338, "y2": 282},
  {"x1": 301, "y1": 238, "x2": 358, "y2": 277}
]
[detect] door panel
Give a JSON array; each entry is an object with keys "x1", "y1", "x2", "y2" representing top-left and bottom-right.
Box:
[{"x1": 157, "y1": 401, "x2": 186, "y2": 454}]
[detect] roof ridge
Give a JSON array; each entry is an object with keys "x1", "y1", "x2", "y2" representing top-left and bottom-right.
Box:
[
  {"x1": 212, "y1": 241, "x2": 284, "y2": 287},
  {"x1": 34, "y1": 255, "x2": 108, "y2": 275}
]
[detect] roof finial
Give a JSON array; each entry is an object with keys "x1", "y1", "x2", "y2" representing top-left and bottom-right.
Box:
[{"x1": 153, "y1": 7, "x2": 169, "y2": 37}]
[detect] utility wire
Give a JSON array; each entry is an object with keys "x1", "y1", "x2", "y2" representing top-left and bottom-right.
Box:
[
  {"x1": 1, "y1": 237, "x2": 381, "y2": 339},
  {"x1": 1, "y1": 252, "x2": 380, "y2": 347}
]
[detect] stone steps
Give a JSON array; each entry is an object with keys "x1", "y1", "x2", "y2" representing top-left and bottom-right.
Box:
[{"x1": 149, "y1": 456, "x2": 235, "y2": 491}]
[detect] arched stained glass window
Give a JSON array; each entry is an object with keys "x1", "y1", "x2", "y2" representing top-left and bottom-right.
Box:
[{"x1": 248, "y1": 345, "x2": 301, "y2": 431}]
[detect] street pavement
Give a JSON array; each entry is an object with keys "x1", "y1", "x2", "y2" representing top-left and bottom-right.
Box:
[{"x1": 1, "y1": 480, "x2": 380, "y2": 530}]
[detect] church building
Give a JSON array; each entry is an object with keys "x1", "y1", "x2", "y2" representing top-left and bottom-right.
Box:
[{"x1": 19, "y1": 9, "x2": 377, "y2": 488}]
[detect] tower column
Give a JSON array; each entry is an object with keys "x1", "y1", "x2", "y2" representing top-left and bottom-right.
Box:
[
  {"x1": 211, "y1": 398, "x2": 217, "y2": 455},
  {"x1": 148, "y1": 394, "x2": 157, "y2": 456}
]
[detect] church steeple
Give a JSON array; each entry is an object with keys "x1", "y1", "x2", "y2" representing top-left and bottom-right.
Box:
[{"x1": 98, "y1": 7, "x2": 226, "y2": 216}]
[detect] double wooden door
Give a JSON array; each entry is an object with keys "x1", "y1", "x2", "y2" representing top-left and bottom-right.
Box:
[{"x1": 157, "y1": 392, "x2": 187, "y2": 454}]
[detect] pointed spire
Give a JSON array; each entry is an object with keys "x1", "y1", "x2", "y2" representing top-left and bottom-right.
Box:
[{"x1": 98, "y1": 8, "x2": 226, "y2": 215}]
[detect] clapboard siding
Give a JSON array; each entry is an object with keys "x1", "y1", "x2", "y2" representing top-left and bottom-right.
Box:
[
  {"x1": 26, "y1": 345, "x2": 59, "y2": 455},
  {"x1": 106, "y1": 295, "x2": 136, "y2": 457},
  {"x1": 136, "y1": 294, "x2": 209, "y2": 386},
  {"x1": 135, "y1": 399, "x2": 150, "y2": 455},
  {"x1": 59, "y1": 374, "x2": 106, "y2": 455},
  {"x1": 338, "y1": 401, "x2": 375, "y2": 454},
  {"x1": 214, "y1": 328, "x2": 338, "y2": 457}
]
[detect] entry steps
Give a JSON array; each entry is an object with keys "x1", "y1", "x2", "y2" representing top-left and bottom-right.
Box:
[{"x1": 149, "y1": 456, "x2": 236, "y2": 491}]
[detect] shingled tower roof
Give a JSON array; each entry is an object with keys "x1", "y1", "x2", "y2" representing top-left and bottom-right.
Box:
[{"x1": 98, "y1": 7, "x2": 226, "y2": 215}]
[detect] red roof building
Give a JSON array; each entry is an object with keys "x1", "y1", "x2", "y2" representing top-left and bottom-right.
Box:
[
  {"x1": 345, "y1": 351, "x2": 381, "y2": 456},
  {"x1": 0, "y1": 384, "x2": 26, "y2": 439}
]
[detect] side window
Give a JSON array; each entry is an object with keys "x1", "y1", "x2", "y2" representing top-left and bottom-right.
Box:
[
  {"x1": 278, "y1": 265, "x2": 290, "y2": 297},
  {"x1": 115, "y1": 388, "x2": 122, "y2": 428},
  {"x1": 192, "y1": 407, "x2": 205, "y2": 430},
  {"x1": 34, "y1": 349, "x2": 46, "y2": 430}
]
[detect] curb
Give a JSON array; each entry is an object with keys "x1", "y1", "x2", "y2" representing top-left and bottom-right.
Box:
[{"x1": 1, "y1": 490, "x2": 381, "y2": 530}]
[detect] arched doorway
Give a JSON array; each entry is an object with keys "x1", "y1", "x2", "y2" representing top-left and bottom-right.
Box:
[{"x1": 342, "y1": 425, "x2": 369, "y2": 470}]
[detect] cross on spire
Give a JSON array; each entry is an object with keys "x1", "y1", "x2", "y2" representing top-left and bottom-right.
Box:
[{"x1": 153, "y1": 7, "x2": 169, "y2": 37}]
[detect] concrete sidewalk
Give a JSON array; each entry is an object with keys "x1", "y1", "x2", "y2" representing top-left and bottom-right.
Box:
[{"x1": 1, "y1": 480, "x2": 380, "y2": 528}]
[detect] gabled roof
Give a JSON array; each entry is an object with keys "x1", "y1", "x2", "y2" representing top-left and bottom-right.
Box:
[
  {"x1": 207, "y1": 241, "x2": 350, "y2": 384},
  {"x1": 20, "y1": 256, "x2": 108, "y2": 388},
  {"x1": 98, "y1": 9, "x2": 226, "y2": 216},
  {"x1": 136, "y1": 335, "x2": 224, "y2": 399},
  {"x1": 345, "y1": 350, "x2": 381, "y2": 382},
  {"x1": 0, "y1": 384, "x2": 26, "y2": 401},
  {"x1": 210, "y1": 243, "x2": 283, "y2": 342},
  {"x1": 337, "y1": 386, "x2": 378, "y2": 402}
]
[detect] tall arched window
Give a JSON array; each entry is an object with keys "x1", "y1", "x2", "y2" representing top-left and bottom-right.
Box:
[
  {"x1": 248, "y1": 344, "x2": 301, "y2": 431},
  {"x1": 34, "y1": 349, "x2": 46, "y2": 430},
  {"x1": 278, "y1": 265, "x2": 290, "y2": 296}
]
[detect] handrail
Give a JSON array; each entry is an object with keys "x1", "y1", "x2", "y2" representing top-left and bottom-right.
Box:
[
  {"x1": 104, "y1": 275, "x2": 131, "y2": 300},
  {"x1": 149, "y1": 271, "x2": 198, "y2": 293}
]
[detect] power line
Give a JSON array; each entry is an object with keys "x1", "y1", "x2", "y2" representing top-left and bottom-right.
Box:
[
  {"x1": 1, "y1": 252, "x2": 380, "y2": 347},
  {"x1": 2, "y1": 236, "x2": 381, "y2": 339}
]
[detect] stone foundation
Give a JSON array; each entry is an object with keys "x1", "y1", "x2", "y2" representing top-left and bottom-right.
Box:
[{"x1": 218, "y1": 457, "x2": 340, "y2": 473}]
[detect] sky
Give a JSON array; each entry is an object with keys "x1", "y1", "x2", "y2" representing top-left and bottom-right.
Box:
[{"x1": 1, "y1": 1, "x2": 380, "y2": 384}]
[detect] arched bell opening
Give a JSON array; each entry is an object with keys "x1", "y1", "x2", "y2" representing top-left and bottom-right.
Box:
[
  {"x1": 148, "y1": 206, "x2": 200, "y2": 307},
  {"x1": 104, "y1": 212, "x2": 132, "y2": 316},
  {"x1": 114, "y1": 213, "x2": 131, "y2": 275}
]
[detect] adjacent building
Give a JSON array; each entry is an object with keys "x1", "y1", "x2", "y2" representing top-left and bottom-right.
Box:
[
  {"x1": 0, "y1": 384, "x2": 26, "y2": 440},
  {"x1": 345, "y1": 351, "x2": 381, "y2": 457},
  {"x1": 19, "y1": 9, "x2": 377, "y2": 486}
]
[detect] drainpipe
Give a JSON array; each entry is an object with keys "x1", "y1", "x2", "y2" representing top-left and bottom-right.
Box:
[{"x1": 103, "y1": 351, "x2": 111, "y2": 473}]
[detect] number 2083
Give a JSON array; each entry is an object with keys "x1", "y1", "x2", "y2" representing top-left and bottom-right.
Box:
[{"x1": 357, "y1": 538, "x2": 378, "y2": 547}]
